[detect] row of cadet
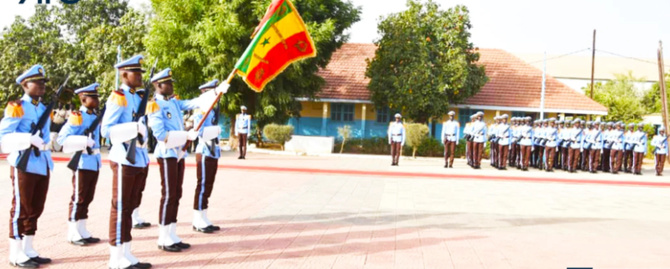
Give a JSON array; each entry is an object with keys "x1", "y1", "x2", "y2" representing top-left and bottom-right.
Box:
[
  {"x1": 0, "y1": 56, "x2": 252, "y2": 269},
  {"x1": 439, "y1": 111, "x2": 668, "y2": 175}
]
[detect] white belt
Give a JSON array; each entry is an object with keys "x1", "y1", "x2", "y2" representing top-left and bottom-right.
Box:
[
  {"x1": 392, "y1": 134, "x2": 402, "y2": 136},
  {"x1": 156, "y1": 142, "x2": 181, "y2": 153}
]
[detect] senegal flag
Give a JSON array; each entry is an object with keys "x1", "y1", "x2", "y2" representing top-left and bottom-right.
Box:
[{"x1": 234, "y1": 0, "x2": 317, "y2": 92}]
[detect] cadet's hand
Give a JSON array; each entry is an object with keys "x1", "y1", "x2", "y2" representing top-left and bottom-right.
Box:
[
  {"x1": 187, "y1": 130, "x2": 199, "y2": 141},
  {"x1": 30, "y1": 133, "x2": 45, "y2": 148},
  {"x1": 215, "y1": 82, "x2": 230, "y2": 95}
]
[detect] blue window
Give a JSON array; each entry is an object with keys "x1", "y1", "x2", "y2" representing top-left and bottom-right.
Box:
[
  {"x1": 512, "y1": 111, "x2": 526, "y2": 118},
  {"x1": 331, "y1": 103, "x2": 354, "y2": 122},
  {"x1": 376, "y1": 107, "x2": 390, "y2": 123},
  {"x1": 458, "y1": 108, "x2": 473, "y2": 127}
]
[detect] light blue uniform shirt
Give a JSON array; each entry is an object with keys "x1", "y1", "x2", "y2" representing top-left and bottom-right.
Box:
[
  {"x1": 610, "y1": 130, "x2": 625, "y2": 151},
  {"x1": 519, "y1": 125, "x2": 533, "y2": 146},
  {"x1": 235, "y1": 114, "x2": 251, "y2": 135},
  {"x1": 441, "y1": 120, "x2": 460, "y2": 144},
  {"x1": 590, "y1": 129, "x2": 604, "y2": 150},
  {"x1": 194, "y1": 110, "x2": 221, "y2": 159},
  {"x1": 100, "y1": 84, "x2": 150, "y2": 167},
  {"x1": 388, "y1": 122, "x2": 405, "y2": 145},
  {"x1": 603, "y1": 130, "x2": 613, "y2": 149},
  {"x1": 57, "y1": 106, "x2": 102, "y2": 171},
  {"x1": 652, "y1": 135, "x2": 668, "y2": 155},
  {"x1": 497, "y1": 124, "x2": 511, "y2": 146},
  {"x1": 544, "y1": 127, "x2": 558, "y2": 148},
  {"x1": 570, "y1": 128, "x2": 584, "y2": 150},
  {"x1": 148, "y1": 93, "x2": 200, "y2": 159},
  {"x1": 633, "y1": 131, "x2": 648, "y2": 154},
  {"x1": 0, "y1": 94, "x2": 53, "y2": 175},
  {"x1": 471, "y1": 121, "x2": 487, "y2": 143},
  {"x1": 624, "y1": 130, "x2": 635, "y2": 151}
]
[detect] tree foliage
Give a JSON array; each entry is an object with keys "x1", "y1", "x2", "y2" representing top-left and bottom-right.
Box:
[
  {"x1": 366, "y1": 0, "x2": 487, "y2": 123},
  {"x1": 583, "y1": 72, "x2": 645, "y2": 122},
  {"x1": 147, "y1": 0, "x2": 361, "y2": 138},
  {"x1": 641, "y1": 73, "x2": 670, "y2": 114},
  {"x1": 0, "y1": 1, "x2": 148, "y2": 105}
]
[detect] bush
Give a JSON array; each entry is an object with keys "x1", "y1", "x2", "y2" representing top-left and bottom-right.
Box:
[
  {"x1": 263, "y1": 124, "x2": 294, "y2": 150},
  {"x1": 405, "y1": 123, "x2": 430, "y2": 158},
  {"x1": 403, "y1": 137, "x2": 443, "y2": 157},
  {"x1": 337, "y1": 125, "x2": 352, "y2": 154}
]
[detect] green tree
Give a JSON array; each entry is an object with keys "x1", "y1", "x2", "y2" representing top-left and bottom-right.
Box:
[
  {"x1": 147, "y1": 0, "x2": 361, "y2": 144},
  {"x1": 405, "y1": 123, "x2": 429, "y2": 158},
  {"x1": 584, "y1": 72, "x2": 645, "y2": 122},
  {"x1": 641, "y1": 73, "x2": 670, "y2": 114},
  {"x1": 365, "y1": 0, "x2": 487, "y2": 123},
  {"x1": 0, "y1": 1, "x2": 147, "y2": 106}
]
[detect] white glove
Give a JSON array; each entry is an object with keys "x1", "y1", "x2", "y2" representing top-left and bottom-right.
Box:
[
  {"x1": 215, "y1": 82, "x2": 230, "y2": 95},
  {"x1": 86, "y1": 135, "x2": 95, "y2": 148},
  {"x1": 138, "y1": 122, "x2": 148, "y2": 137},
  {"x1": 30, "y1": 133, "x2": 45, "y2": 148},
  {"x1": 187, "y1": 130, "x2": 199, "y2": 141}
]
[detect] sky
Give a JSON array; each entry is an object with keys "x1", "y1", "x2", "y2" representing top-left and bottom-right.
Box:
[{"x1": 2, "y1": 0, "x2": 670, "y2": 60}]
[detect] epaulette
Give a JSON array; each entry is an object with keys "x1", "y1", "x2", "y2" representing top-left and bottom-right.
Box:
[
  {"x1": 109, "y1": 91, "x2": 127, "y2": 107},
  {"x1": 68, "y1": 111, "x2": 83, "y2": 126},
  {"x1": 4, "y1": 101, "x2": 24, "y2": 118},
  {"x1": 146, "y1": 100, "x2": 160, "y2": 114},
  {"x1": 173, "y1": 95, "x2": 180, "y2": 100}
]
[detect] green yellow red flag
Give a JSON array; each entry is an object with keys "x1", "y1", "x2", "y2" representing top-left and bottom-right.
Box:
[{"x1": 233, "y1": 0, "x2": 317, "y2": 92}]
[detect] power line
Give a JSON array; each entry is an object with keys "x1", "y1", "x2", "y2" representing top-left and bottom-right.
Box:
[
  {"x1": 526, "y1": 48, "x2": 591, "y2": 64},
  {"x1": 596, "y1": 49, "x2": 670, "y2": 68}
]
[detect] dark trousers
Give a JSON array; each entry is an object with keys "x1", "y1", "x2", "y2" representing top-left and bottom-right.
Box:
[
  {"x1": 544, "y1": 147, "x2": 556, "y2": 171},
  {"x1": 194, "y1": 154, "x2": 219, "y2": 210},
  {"x1": 509, "y1": 143, "x2": 517, "y2": 167},
  {"x1": 554, "y1": 148, "x2": 562, "y2": 169},
  {"x1": 534, "y1": 146, "x2": 544, "y2": 168},
  {"x1": 569, "y1": 148, "x2": 581, "y2": 171},
  {"x1": 601, "y1": 148, "x2": 611, "y2": 172},
  {"x1": 589, "y1": 149, "x2": 601, "y2": 172},
  {"x1": 133, "y1": 166, "x2": 149, "y2": 211},
  {"x1": 561, "y1": 147, "x2": 570, "y2": 169},
  {"x1": 498, "y1": 144, "x2": 509, "y2": 168},
  {"x1": 391, "y1": 142, "x2": 402, "y2": 164},
  {"x1": 490, "y1": 142, "x2": 498, "y2": 166},
  {"x1": 466, "y1": 141, "x2": 473, "y2": 165},
  {"x1": 9, "y1": 168, "x2": 49, "y2": 239},
  {"x1": 515, "y1": 144, "x2": 522, "y2": 167},
  {"x1": 611, "y1": 149, "x2": 623, "y2": 173},
  {"x1": 444, "y1": 140, "x2": 456, "y2": 166},
  {"x1": 238, "y1": 133, "x2": 248, "y2": 157},
  {"x1": 655, "y1": 154, "x2": 666, "y2": 175},
  {"x1": 157, "y1": 158, "x2": 185, "y2": 225},
  {"x1": 472, "y1": 142, "x2": 484, "y2": 167},
  {"x1": 633, "y1": 152, "x2": 644, "y2": 173},
  {"x1": 109, "y1": 162, "x2": 147, "y2": 246},
  {"x1": 69, "y1": 169, "x2": 99, "y2": 221},
  {"x1": 581, "y1": 150, "x2": 589, "y2": 171},
  {"x1": 520, "y1": 145, "x2": 531, "y2": 169},
  {"x1": 623, "y1": 150, "x2": 634, "y2": 172}
]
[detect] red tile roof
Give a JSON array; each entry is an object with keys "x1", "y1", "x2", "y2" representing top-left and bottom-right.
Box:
[{"x1": 315, "y1": 43, "x2": 608, "y2": 114}]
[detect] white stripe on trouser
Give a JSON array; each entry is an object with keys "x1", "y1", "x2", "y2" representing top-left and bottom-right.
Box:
[
  {"x1": 654, "y1": 154, "x2": 657, "y2": 171},
  {"x1": 198, "y1": 158, "x2": 206, "y2": 210},
  {"x1": 12, "y1": 167, "x2": 21, "y2": 239},
  {"x1": 70, "y1": 170, "x2": 79, "y2": 221},
  {"x1": 633, "y1": 152, "x2": 637, "y2": 172},
  {"x1": 161, "y1": 159, "x2": 169, "y2": 225},
  {"x1": 116, "y1": 164, "x2": 123, "y2": 245}
]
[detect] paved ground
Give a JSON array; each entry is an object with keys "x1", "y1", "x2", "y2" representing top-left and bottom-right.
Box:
[{"x1": 0, "y1": 151, "x2": 669, "y2": 268}]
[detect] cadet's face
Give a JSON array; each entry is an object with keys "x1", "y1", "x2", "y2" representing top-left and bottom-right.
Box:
[
  {"x1": 122, "y1": 71, "x2": 143, "y2": 88},
  {"x1": 80, "y1": 94, "x2": 99, "y2": 109},
  {"x1": 22, "y1": 79, "x2": 46, "y2": 98},
  {"x1": 156, "y1": 81, "x2": 174, "y2": 96}
]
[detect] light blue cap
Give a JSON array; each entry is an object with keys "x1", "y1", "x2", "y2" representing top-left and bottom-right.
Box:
[
  {"x1": 16, "y1": 65, "x2": 48, "y2": 85},
  {"x1": 114, "y1": 55, "x2": 145, "y2": 72},
  {"x1": 199, "y1": 79, "x2": 219, "y2": 90},
  {"x1": 151, "y1": 68, "x2": 174, "y2": 83},
  {"x1": 74, "y1": 83, "x2": 100, "y2": 95}
]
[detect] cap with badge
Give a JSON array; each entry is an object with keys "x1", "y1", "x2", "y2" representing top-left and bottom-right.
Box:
[
  {"x1": 74, "y1": 83, "x2": 100, "y2": 97},
  {"x1": 114, "y1": 55, "x2": 146, "y2": 72},
  {"x1": 395, "y1": 113, "x2": 402, "y2": 118},
  {"x1": 199, "y1": 79, "x2": 219, "y2": 90},
  {"x1": 16, "y1": 65, "x2": 49, "y2": 85},
  {"x1": 151, "y1": 68, "x2": 175, "y2": 84}
]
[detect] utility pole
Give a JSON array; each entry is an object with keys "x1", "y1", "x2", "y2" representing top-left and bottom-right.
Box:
[
  {"x1": 658, "y1": 41, "x2": 669, "y2": 162},
  {"x1": 540, "y1": 51, "x2": 546, "y2": 120},
  {"x1": 589, "y1": 29, "x2": 596, "y2": 121}
]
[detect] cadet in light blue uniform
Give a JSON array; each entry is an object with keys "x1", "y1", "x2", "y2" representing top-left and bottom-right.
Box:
[
  {"x1": 518, "y1": 117, "x2": 534, "y2": 171},
  {"x1": 57, "y1": 83, "x2": 103, "y2": 246},
  {"x1": 568, "y1": 120, "x2": 584, "y2": 173},
  {"x1": 543, "y1": 118, "x2": 558, "y2": 172},
  {"x1": 441, "y1": 111, "x2": 459, "y2": 168},
  {"x1": 99, "y1": 55, "x2": 152, "y2": 269},
  {"x1": 632, "y1": 125, "x2": 648, "y2": 175},
  {"x1": 388, "y1": 113, "x2": 405, "y2": 166},
  {"x1": 470, "y1": 112, "x2": 487, "y2": 169},
  {"x1": 496, "y1": 114, "x2": 511, "y2": 170},
  {"x1": 0, "y1": 65, "x2": 54, "y2": 267},
  {"x1": 235, "y1": 106, "x2": 251, "y2": 159},
  {"x1": 588, "y1": 121, "x2": 604, "y2": 173},
  {"x1": 192, "y1": 79, "x2": 222, "y2": 233},
  {"x1": 652, "y1": 126, "x2": 668, "y2": 176},
  {"x1": 147, "y1": 68, "x2": 226, "y2": 252}
]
